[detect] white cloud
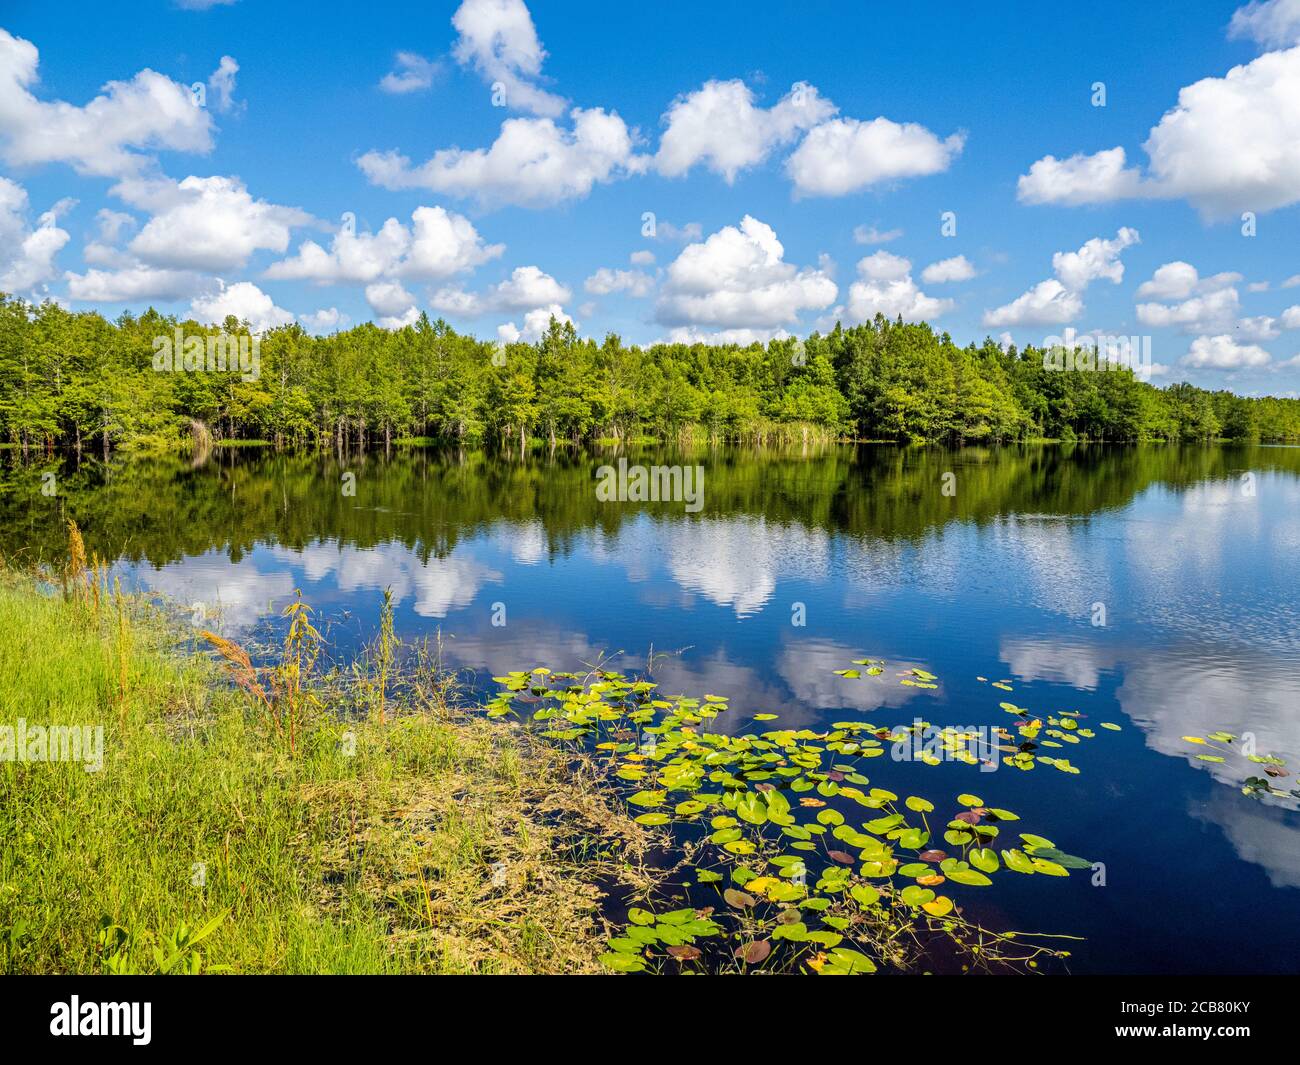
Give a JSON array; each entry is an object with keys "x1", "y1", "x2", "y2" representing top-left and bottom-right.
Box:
[
  {"x1": 629, "y1": 249, "x2": 655, "y2": 266},
  {"x1": 843, "y1": 252, "x2": 953, "y2": 322},
  {"x1": 1135, "y1": 261, "x2": 1241, "y2": 300},
  {"x1": 786, "y1": 116, "x2": 964, "y2": 197},
  {"x1": 125, "y1": 175, "x2": 311, "y2": 271},
  {"x1": 584, "y1": 267, "x2": 654, "y2": 297},
  {"x1": 983, "y1": 228, "x2": 1138, "y2": 327},
  {"x1": 379, "y1": 52, "x2": 441, "y2": 94},
  {"x1": 1183, "y1": 334, "x2": 1272, "y2": 368},
  {"x1": 1017, "y1": 147, "x2": 1145, "y2": 206},
  {"x1": 0, "y1": 29, "x2": 215, "y2": 178},
  {"x1": 451, "y1": 0, "x2": 566, "y2": 117},
  {"x1": 654, "y1": 215, "x2": 837, "y2": 332},
  {"x1": 983, "y1": 280, "x2": 1085, "y2": 328},
  {"x1": 66, "y1": 265, "x2": 205, "y2": 302},
  {"x1": 358, "y1": 107, "x2": 643, "y2": 209},
  {"x1": 1051, "y1": 227, "x2": 1140, "y2": 289},
  {"x1": 1135, "y1": 263, "x2": 1244, "y2": 333},
  {"x1": 190, "y1": 280, "x2": 294, "y2": 331},
  {"x1": 266, "y1": 206, "x2": 502, "y2": 284},
  {"x1": 1282, "y1": 305, "x2": 1300, "y2": 328},
  {"x1": 661, "y1": 326, "x2": 791, "y2": 346},
  {"x1": 853, "y1": 224, "x2": 903, "y2": 245},
  {"x1": 0, "y1": 177, "x2": 70, "y2": 294},
  {"x1": 1017, "y1": 47, "x2": 1300, "y2": 218},
  {"x1": 1236, "y1": 315, "x2": 1281, "y2": 341},
  {"x1": 497, "y1": 304, "x2": 572, "y2": 342},
  {"x1": 650, "y1": 220, "x2": 701, "y2": 243},
  {"x1": 299, "y1": 307, "x2": 348, "y2": 333},
  {"x1": 1228, "y1": 0, "x2": 1300, "y2": 49},
  {"x1": 365, "y1": 280, "x2": 416, "y2": 318},
  {"x1": 432, "y1": 264, "x2": 570, "y2": 316},
  {"x1": 1284, "y1": 274, "x2": 1300, "y2": 288},
  {"x1": 920, "y1": 254, "x2": 976, "y2": 284},
  {"x1": 654, "y1": 79, "x2": 834, "y2": 182},
  {"x1": 207, "y1": 55, "x2": 240, "y2": 114}
]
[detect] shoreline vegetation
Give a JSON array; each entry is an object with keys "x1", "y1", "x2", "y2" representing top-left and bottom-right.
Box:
[
  {"x1": 2, "y1": 526, "x2": 1107, "y2": 976},
  {"x1": 4, "y1": 296, "x2": 1300, "y2": 457},
  {"x1": 0, "y1": 537, "x2": 662, "y2": 975}
]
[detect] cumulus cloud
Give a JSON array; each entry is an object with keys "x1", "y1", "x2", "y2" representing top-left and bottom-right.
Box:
[
  {"x1": 451, "y1": 0, "x2": 566, "y2": 117},
  {"x1": 1228, "y1": 0, "x2": 1300, "y2": 49},
  {"x1": 843, "y1": 251, "x2": 954, "y2": 322},
  {"x1": 1137, "y1": 279, "x2": 1241, "y2": 334},
  {"x1": 629, "y1": 249, "x2": 655, "y2": 266},
  {"x1": 982, "y1": 228, "x2": 1139, "y2": 327},
  {"x1": 1183, "y1": 334, "x2": 1272, "y2": 368},
  {"x1": 1135, "y1": 261, "x2": 1240, "y2": 301},
  {"x1": 0, "y1": 29, "x2": 215, "y2": 178},
  {"x1": 920, "y1": 254, "x2": 976, "y2": 284},
  {"x1": 654, "y1": 215, "x2": 837, "y2": 334},
  {"x1": 654, "y1": 79, "x2": 834, "y2": 182},
  {"x1": 123, "y1": 175, "x2": 312, "y2": 272},
  {"x1": 786, "y1": 116, "x2": 964, "y2": 197},
  {"x1": 431, "y1": 264, "x2": 570, "y2": 316},
  {"x1": 66, "y1": 265, "x2": 205, "y2": 302},
  {"x1": 379, "y1": 52, "x2": 441, "y2": 94},
  {"x1": 1017, "y1": 147, "x2": 1146, "y2": 206},
  {"x1": 266, "y1": 206, "x2": 502, "y2": 284},
  {"x1": 299, "y1": 307, "x2": 348, "y2": 333},
  {"x1": 1051, "y1": 228, "x2": 1141, "y2": 289},
  {"x1": 0, "y1": 177, "x2": 71, "y2": 295},
  {"x1": 190, "y1": 280, "x2": 294, "y2": 331},
  {"x1": 982, "y1": 280, "x2": 1082, "y2": 328},
  {"x1": 1017, "y1": 47, "x2": 1300, "y2": 219},
  {"x1": 357, "y1": 107, "x2": 643, "y2": 209},
  {"x1": 364, "y1": 279, "x2": 416, "y2": 318},
  {"x1": 584, "y1": 267, "x2": 654, "y2": 297},
  {"x1": 497, "y1": 304, "x2": 572, "y2": 342}
]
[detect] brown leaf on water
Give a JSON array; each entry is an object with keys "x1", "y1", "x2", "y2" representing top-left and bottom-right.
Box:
[
  {"x1": 827, "y1": 850, "x2": 856, "y2": 865},
  {"x1": 918, "y1": 849, "x2": 948, "y2": 862},
  {"x1": 666, "y1": 945, "x2": 701, "y2": 961},
  {"x1": 735, "y1": 940, "x2": 772, "y2": 965},
  {"x1": 724, "y1": 888, "x2": 757, "y2": 909}
]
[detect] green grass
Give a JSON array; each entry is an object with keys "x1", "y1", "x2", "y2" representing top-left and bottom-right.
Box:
[{"x1": 0, "y1": 568, "x2": 648, "y2": 974}]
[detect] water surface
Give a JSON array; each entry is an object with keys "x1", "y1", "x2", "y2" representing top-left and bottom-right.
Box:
[{"x1": 5, "y1": 442, "x2": 1298, "y2": 974}]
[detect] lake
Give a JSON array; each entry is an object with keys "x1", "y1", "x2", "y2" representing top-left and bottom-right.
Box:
[{"x1": 5, "y1": 441, "x2": 1299, "y2": 974}]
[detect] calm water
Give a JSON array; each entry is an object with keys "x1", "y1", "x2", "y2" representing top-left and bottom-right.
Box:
[{"x1": 6, "y1": 442, "x2": 1299, "y2": 974}]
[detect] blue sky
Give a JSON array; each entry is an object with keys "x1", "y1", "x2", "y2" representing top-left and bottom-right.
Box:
[{"x1": 2, "y1": 0, "x2": 1300, "y2": 393}]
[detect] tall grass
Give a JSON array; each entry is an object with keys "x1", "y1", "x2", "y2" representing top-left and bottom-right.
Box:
[{"x1": 0, "y1": 563, "x2": 651, "y2": 974}]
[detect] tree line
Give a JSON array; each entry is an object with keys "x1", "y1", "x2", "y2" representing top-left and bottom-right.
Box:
[{"x1": 2, "y1": 294, "x2": 1298, "y2": 453}]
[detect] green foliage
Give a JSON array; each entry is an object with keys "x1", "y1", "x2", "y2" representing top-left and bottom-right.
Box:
[{"x1": 2, "y1": 296, "x2": 1297, "y2": 449}]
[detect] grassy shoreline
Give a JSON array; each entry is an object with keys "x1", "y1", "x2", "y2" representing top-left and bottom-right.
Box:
[{"x1": 0, "y1": 562, "x2": 657, "y2": 975}]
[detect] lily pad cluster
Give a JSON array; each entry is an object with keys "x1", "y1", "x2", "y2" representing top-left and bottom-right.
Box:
[
  {"x1": 486, "y1": 668, "x2": 1091, "y2": 975},
  {"x1": 836, "y1": 660, "x2": 1123, "y2": 775},
  {"x1": 1181, "y1": 730, "x2": 1299, "y2": 803}
]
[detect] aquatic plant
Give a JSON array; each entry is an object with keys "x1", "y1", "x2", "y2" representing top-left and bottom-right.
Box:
[
  {"x1": 1181, "y1": 731, "x2": 1297, "y2": 802},
  {"x1": 485, "y1": 669, "x2": 1094, "y2": 975}
]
